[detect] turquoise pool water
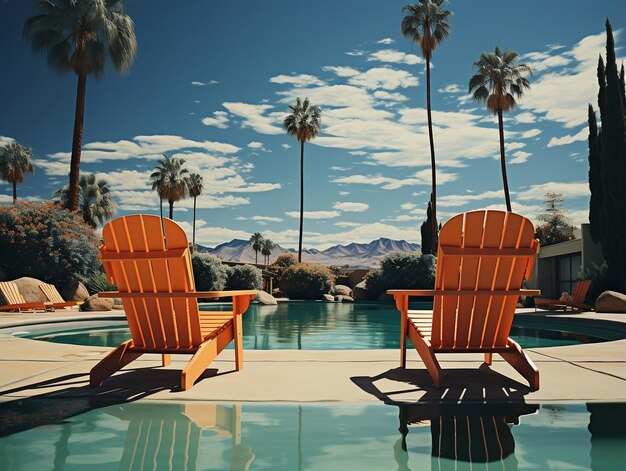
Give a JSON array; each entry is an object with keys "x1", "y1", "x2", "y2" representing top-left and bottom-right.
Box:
[
  {"x1": 0, "y1": 401, "x2": 624, "y2": 470},
  {"x1": 17, "y1": 302, "x2": 620, "y2": 350}
]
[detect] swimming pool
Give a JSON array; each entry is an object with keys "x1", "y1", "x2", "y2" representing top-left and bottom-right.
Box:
[
  {"x1": 15, "y1": 302, "x2": 623, "y2": 350},
  {"x1": 0, "y1": 400, "x2": 624, "y2": 470}
]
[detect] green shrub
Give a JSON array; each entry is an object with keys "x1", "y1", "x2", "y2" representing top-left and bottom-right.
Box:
[
  {"x1": 84, "y1": 271, "x2": 117, "y2": 295},
  {"x1": 269, "y1": 253, "x2": 298, "y2": 278},
  {"x1": 279, "y1": 263, "x2": 335, "y2": 300},
  {"x1": 227, "y1": 264, "x2": 262, "y2": 290},
  {"x1": 365, "y1": 252, "x2": 436, "y2": 298},
  {"x1": 191, "y1": 253, "x2": 229, "y2": 291},
  {"x1": 0, "y1": 201, "x2": 100, "y2": 288},
  {"x1": 579, "y1": 261, "x2": 610, "y2": 302}
]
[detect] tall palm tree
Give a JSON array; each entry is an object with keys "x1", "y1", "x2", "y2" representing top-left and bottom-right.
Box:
[
  {"x1": 261, "y1": 238, "x2": 275, "y2": 266},
  {"x1": 24, "y1": 0, "x2": 137, "y2": 212},
  {"x1": 0, "y1": 142, "x2": 35, "y2": 203},
  {"x1": 469, "y1": 46, "x2": 532, "y2": 212},
  {"x1": 186, "y1": 173, "x2": 204, "y2": 252},
  {"x1": 401, "y1": 0, "x2": 451, "y2": 254},
  {"x1": 150, "y1": 155, "x2": 189, "y2": 220},
  {"x1": 283, "y1": 97, "x2": 321, "y2": 262},
  {"x1": 54, "y1": 174, "x2": 117, "y2": 227},
  {"x1": 249, "y1": 232, "x2": 264, "y2": 265}
]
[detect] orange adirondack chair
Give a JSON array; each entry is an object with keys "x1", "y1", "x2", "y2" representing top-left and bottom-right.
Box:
[
  {"x1": 38, "y1": 283, "x2": 80, "y2": 309},
  {"x1": 90, "y1": 214, "x2": 255, "y2": 391},
  {"x1": 388, "y1": 210, "x2": 541, "y2": 390},
  {"x1": 534, "y1": 280, "x2": 593, "y2": 311},
  {"x1": 0, "y1": 281, "x2": 53, "y2": 313}
]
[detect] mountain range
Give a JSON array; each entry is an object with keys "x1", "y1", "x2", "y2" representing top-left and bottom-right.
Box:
[{"x1": 196, "y1": 238, "x2": 421, "y2": 268}]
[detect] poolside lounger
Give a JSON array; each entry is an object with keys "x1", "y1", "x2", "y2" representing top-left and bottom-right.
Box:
[
  {"x1": 38, "y1": 282, "x2": 80, "y2": 309},
  {"x1": 90, "y1": 214, "x2": 255, "y2": 391},
  {"x1": 534, "y1": 279, "x2": 593, "y2": 311},
  {"x1": 388, "y1": 210, "x2": 541, "y2": 390},
  {"x1": 0, "y1": 281, "x2": 53, "y2": 313}
]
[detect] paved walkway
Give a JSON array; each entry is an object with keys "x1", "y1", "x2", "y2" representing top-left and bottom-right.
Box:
[{"x1": 0, "y1": 308, "x2": 625, "y2": 405}]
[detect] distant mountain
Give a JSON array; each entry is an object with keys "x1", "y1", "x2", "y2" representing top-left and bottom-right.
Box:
[{"x1": 196, "y1": 237, "x2": 421, "y2": 268}]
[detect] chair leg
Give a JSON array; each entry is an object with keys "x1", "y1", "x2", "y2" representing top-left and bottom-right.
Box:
[
  {"x1": 162, "y1": 354, "x2": 171, "y2": 367},
  {"x1": 180, "y1": 340, "x2": 218, "y2": 391},
  {"x1": 407, "y1": 325, "x2": 443, "y2": 388},
  {"x1": 484, "y1": 352, "x2": 493, "y2": 365},
  {"x1": 499, "y1": 338, "x2": 540, "y2": 390},
  {"x1": 90, "y1": 340, "x2": 142, "y2": 387}
]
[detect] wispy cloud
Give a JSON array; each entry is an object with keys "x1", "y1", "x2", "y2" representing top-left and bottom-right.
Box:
[
  {"x1": 201, "y1": 111, "x2": 230, "y2": 129},
  {"x1": 516, "y1": 181, "x2": 589, "y2": 200},
  {"x1": 376, "y1": 38, "x2": 395, "y2": 45},
  {"x1": 191, "y1": 80, "x2": 219, "y2": 86},
  {"x1": 332, "y1": 201, "x2": 369, "y2": 212},
  {"x1": 269, "y1": 74, "x2": 325, "y2": 87},
  {"x1": 285, "y1": 210, "x2": 341, "y2": 219},
  {"x1": 222, "y1": 102, "x2": 283, "y2": 135},
  {"x1": 368, "y1": 49, "x2": 422, "y2": 65},
  {"x1": 547, "y1": 127, "x2": 588, "y2": 147}
]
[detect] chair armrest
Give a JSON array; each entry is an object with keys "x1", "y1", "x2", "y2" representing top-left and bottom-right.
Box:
[
  {"x1": 99, "y1": 290, "x2": 257, "y2": 299},
  {"x1": 387, "y1": 289, "x2": 541, "y2": 297}
]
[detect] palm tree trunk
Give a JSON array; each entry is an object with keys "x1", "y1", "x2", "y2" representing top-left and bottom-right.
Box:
[
  {"x1": 497, "y1": 109, "x2": 512, "y2": 212},
  {"x1": 12, "y1": 181, "x2": 16, "y2": 203},
  {"x1": 255, "y1": 249, "x2": 258, "y2": 265},
  {"x1": 192, "y1": 196, "x2": 197, "y2": 252},
  {"x1": 298, "y1": 139, "x2": 305, "y2": 263},
  {"x1": 425, "y1": 56, "x2": 438, "y2": 255},
  {"x1": 168, "y1": 199, "x2": 174, "y2": 220},
  {"x1": 68, "y1": 71, "x2": 87, "y2": 212}
]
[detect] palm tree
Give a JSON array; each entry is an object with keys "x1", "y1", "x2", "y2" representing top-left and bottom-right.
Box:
[
  {"x1": 150, "y1": 155, "x2": 189, "y2": 221},
  {"x1": 283, "y1": 97, "x2": 321, "y2": 262},
  {"x1": 24, "y1": 0, "x2": 137, "y2": 212},
  {"x1": 469, "y1": 46, "x2": 532, "y2": 211},
  {"x1": 261, "y1": 238, "x2": 276, "y2": 266},
  {"x1": 401, "y1": 0, "x2": 451, "y2": 254},
  {"x1": 54, "y1": 174, "x2": 117, "y2": 227},
  {"x1": 249, "y1": 232, "x2": 264, "y2": 265},
  {"x1": 186, "y1": 173, "x2": 204, "y2": 252},
  {"x1": 0, "y1": 142, "x2": 35, "y2": 203}
]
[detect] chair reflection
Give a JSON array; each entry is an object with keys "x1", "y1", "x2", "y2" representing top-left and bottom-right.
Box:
[
  {"x1": 395, "y1": 403, "x2": 538, "y2": 471},
  {"x1": 107, "y1": 403, "x2": 255, "y2": 471}
]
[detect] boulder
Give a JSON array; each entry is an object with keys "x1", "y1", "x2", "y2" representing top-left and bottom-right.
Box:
[
  {"x1": 332, "y1": 284, "x2": 353, "y2": 297},
  {"x1": 322, "y1": 294, "x2": 335, "y2": 302},
  {"x1": 80, "y1": 294, "x2": 113, "y2": 312},
  {"x1": 353, "y1": 280, "x2": 370, "y2": 301},
  {"x1": 11, "y1": 277, "x2": 48, "y2": 303},
  {"x1": 61, "y1": 282, "x2": 90, "y2": 302},
  {"x1": 595, "y1": 291, "x2": 626, "y2": 313},
  {"x1": 335, "y1": 295, "x2": 354, "y2": 303},
  {"x1": 255, "y1": 290, "x2": 278, "y2": 305}
]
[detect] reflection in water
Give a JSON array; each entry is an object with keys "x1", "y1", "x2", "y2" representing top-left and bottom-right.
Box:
[{"x1": 395, "y1": 404, "x2": 539, "y2": 471}]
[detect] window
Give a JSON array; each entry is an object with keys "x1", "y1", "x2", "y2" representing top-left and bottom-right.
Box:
[{"x1": 556, "y1": 253, "x2": 582, "y2": 295}]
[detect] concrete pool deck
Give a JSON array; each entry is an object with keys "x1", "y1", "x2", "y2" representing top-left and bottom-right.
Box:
[{"x1": 0, "y1": 308, "x2": 625, "y2": 405}]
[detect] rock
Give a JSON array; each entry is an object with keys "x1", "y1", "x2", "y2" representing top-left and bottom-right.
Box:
[
  {"x1": 80, "y1": 294, "x2": 113, "y2": 312},
  {"x1": 353, "y1": 280, "x2": 370, "y2": 301},
  {"x1": 322, "y1": 294, "x2": 335, "y2": 302},
  {"x1": 332, "y1": 284, "x2": 353, "y2": 297},
  {"x1": 11, "y1": 277, "x2": 48, "y2": 303},
  {"x1": 61, "y1": 282, "x2": 90, "y2": 302},
  {"x1": 377, "y1": 292, "x2": 394, "y2": 302},
  {"x1": 255, "y1": 290, "x2": 278, "y2": 305},
  {"x1": 335, "y1": 295, "x2": 354, "y2": 303},
  {"x1": 595, "y1": 291, "x2": 626, "y2": 313}
]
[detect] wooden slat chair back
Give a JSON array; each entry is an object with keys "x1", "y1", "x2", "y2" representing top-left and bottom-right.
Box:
[
  {"x1": 535, "y1": 279, "x2": 593, "y2": 311},
  {"x1": 571, "y1": 280, "x2": 592, "y2": 305},
  {"x1": 90, "y1": 214, "x2": 255, "y2": 390},
  {"x1": 38, "y1": 283, "x2": 79, "y2": 309},
  {"x1": 389, "y1": 210, "x2": 541, "y2": 390},
  {"x1": 0, "y1": 281, "x2": 52, "y2": 313}
]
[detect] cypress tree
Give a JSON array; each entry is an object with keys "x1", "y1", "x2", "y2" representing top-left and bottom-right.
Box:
[
  {"x1": 420, "y1": 198, "x2": 434, "y2": 255},
  {"x1": 587, "y1": 104, "x2": 602, "y2": 243},
  {"x1": 619, "y1": 64, "x2": 625, "y2": 108}
]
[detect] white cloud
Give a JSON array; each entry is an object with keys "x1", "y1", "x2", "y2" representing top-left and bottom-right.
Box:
[
  {"x1": 513, "y1": 111, "x2": 537, "y2": 124},
  {"x1": 373, "y1": 90, "x2": 409, "y2": 102},
  {"x1": 222, "y1": 102, "x2": 283, "y2": 135},
  {"x1": 282, "y1": 144, "x2": 291, "y2": 149},
  {"x1": 191, "y1": 80, "x2": 218, "y2": 86},
  {"x1": 285, "y1": 210, "x2": 341, "y2": 219},
  {"x1": 332, "y1": 169, "x2": 457, "y2": 190},
  {"x1": 438, "y1": 84, "x2": 462, "y2": 94},
  {"x1": 346, "y1": 49, "x2": 367, "y2": 57},
  {"x1": 516, "y1": 181, "x2": 589, "y2": 201},
  {"x1": 338, "y1": 191, "x2": 350, "y2": 196},
  {"x1": 376, "y1": 38, "x2": 394, "y2": 45},
  {"x1": 330, "y1": 166, "x2": 349, "y2": 171},
  {"x1": 368, "y1": 49, "x2": 422, "y2": 65},
  {"x1": 521, "y1": 128, "x2": 542, "y2": 139},
  {"x1": 247, "y1": 141, "x2": 264, "y2": 149},
  {"x1": 510, "y1": 151, "x2": 532, "y2": 164},
  {"x1": 269, "y1": 74, "x2": 325, "y2": 87},
  {"x1": 322, "y1": 66, "x2": 361, "y2": 77},
  {"x1": 348, "y1": 67, "x2": 418, "y2": 90},
  {"x1": 437, "y1": 190, "x2": 506, "y2": 208},
  {"x1": 201, "y1": 111, "x2": 229, "y2": 129},
  {"x1": 332, "y1": 202, "x2": 369, "y2": 212},
  {"x1": 547, "y1": 127, "x2": 588, "y2": 147}
]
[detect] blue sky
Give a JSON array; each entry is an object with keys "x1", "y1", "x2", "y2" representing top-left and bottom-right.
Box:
[{"x1": 1, "y1": 0, "x2": 625, "y2": 249}]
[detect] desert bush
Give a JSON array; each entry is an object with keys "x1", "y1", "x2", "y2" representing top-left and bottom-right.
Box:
[
  {"x1": 279, "y1": 263, "x2": 335, "y2": 300},
  {"x1": 191, "y1": 253, "x2": 229, "y2": 291},
  {"x1": 84, "y1": 271, "x2": 117, "y2": 295},
  {"x1": 0, "y1": 201, "x2": 100, "y2": 288},
  {"x1": 270, "y1": 253, "x2": 298, "y2": 278},
  {"x1": 365, "y1": 252, "x2": 436, "y2": 298},
  {"x1": 227, "y1": 264, "x2": 262, "y2": 290}
]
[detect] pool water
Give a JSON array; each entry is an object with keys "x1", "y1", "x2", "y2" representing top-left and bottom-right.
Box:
[
  {"x1": 18, "y1": 302, "x2": 619, "y2": 350},
  {"x1": 0, "y1": 401, "x2": 624, "y2": 470}
]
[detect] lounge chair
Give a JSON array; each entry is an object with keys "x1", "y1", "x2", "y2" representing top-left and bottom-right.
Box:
[
  {"x1": 388, "y1": 210, "x2": 541, "y2": 390},
  {"x1": 38, "y1": 282, "x2": 80, "y2": 309},
  {"x1": 534, "y1": 279, "x2": 593, "y2": 311},
  {"x1": 90, "y1": 214, "x2": 255, "y2": 391},
  {"x1": 0, "y1": 281, "x2": 53, "y2": 313}
]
